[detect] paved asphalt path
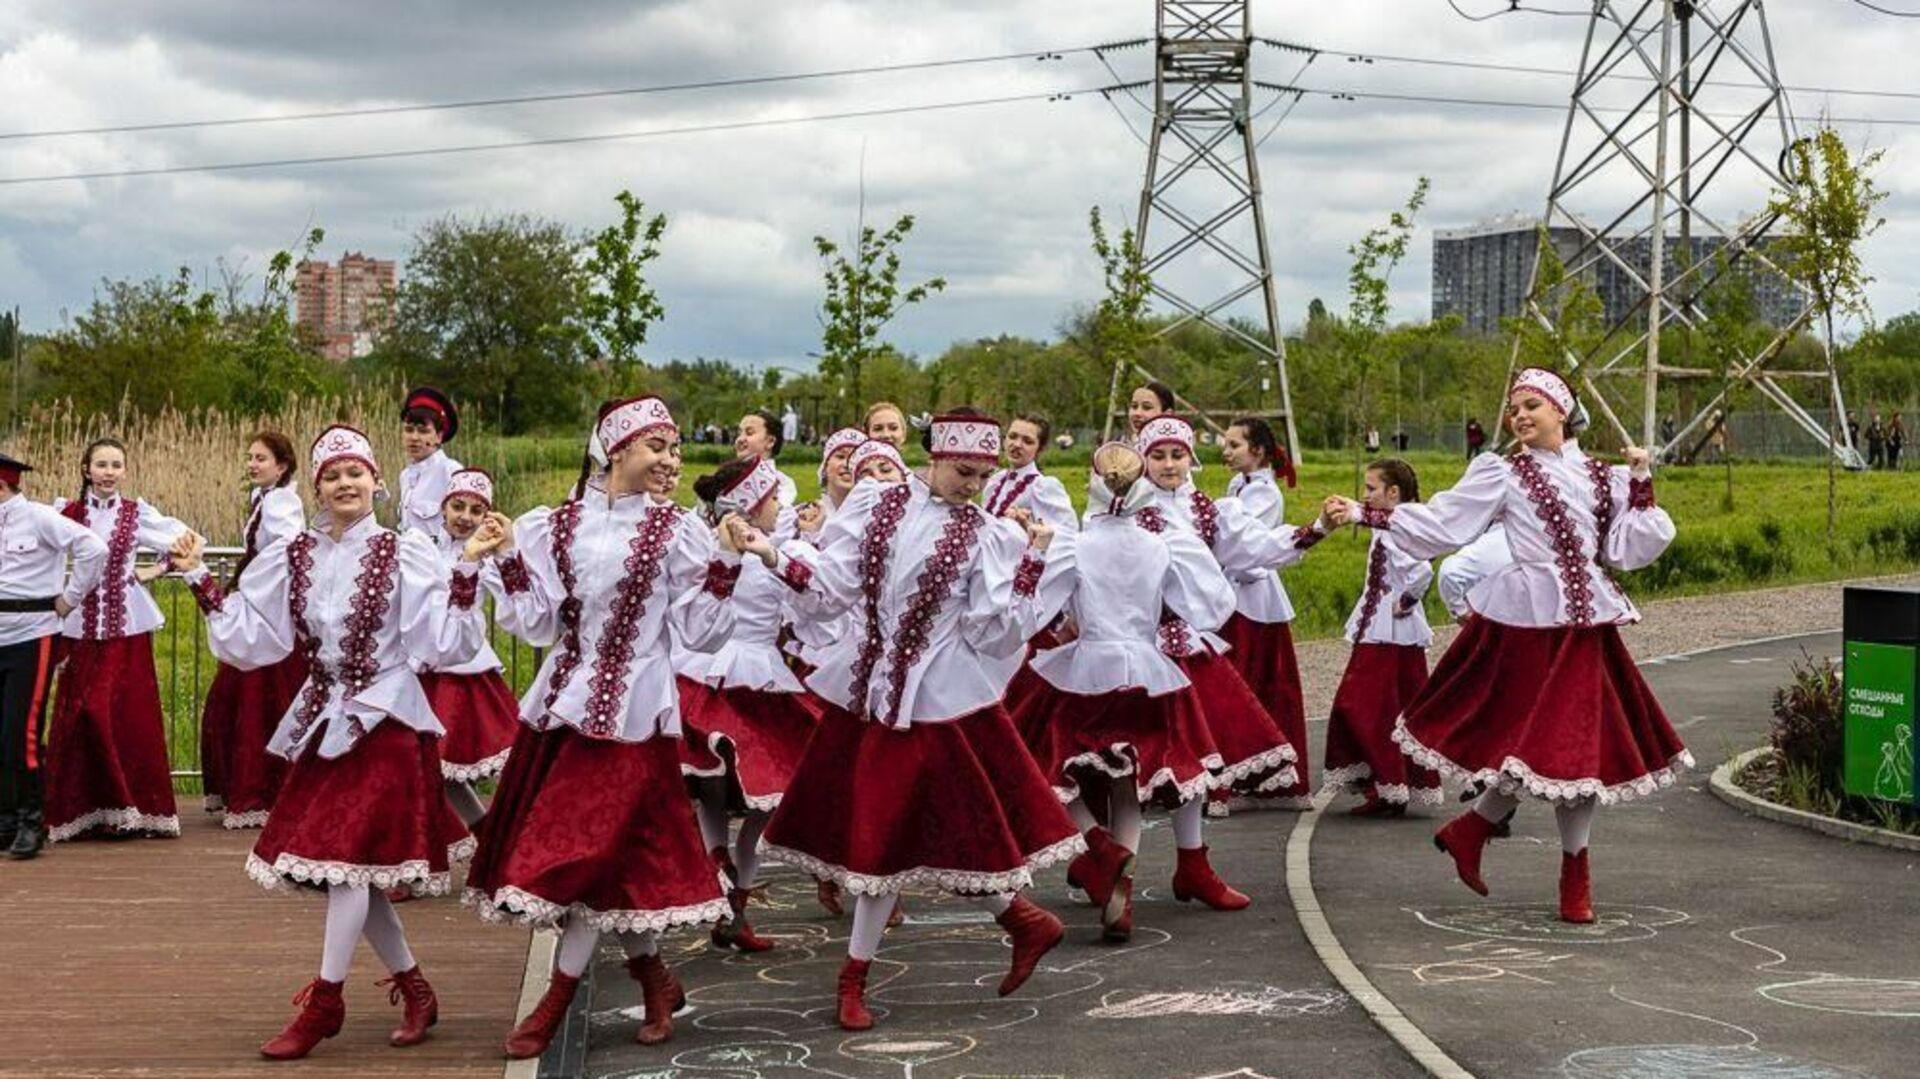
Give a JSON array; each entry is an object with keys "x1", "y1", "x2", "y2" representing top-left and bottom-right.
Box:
[{"x1": 575, "y1": 631, "x2": 1917, "y2": 1078}]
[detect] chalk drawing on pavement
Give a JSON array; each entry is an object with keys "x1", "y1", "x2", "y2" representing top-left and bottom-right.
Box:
[
  {"x1": 1410, "y1": 903, "x2": 1690, "y2": 944},
  {"x1": 1556, "y1": 987, "x2": 1868, "y2": 1079},
  {"x1": 1734, "y1": 925, "x2": 1920, "y2": 1019},
  {"x1": 1379, "y1": 938, "x2": 1575, "y2": 986},
  {"x1": 1085, "y1": 984, "x2": 1349, "y2": 1019}
]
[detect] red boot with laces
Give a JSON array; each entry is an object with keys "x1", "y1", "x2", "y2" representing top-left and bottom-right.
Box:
[
  {"x1": 1170, "y1": 845, "x2": 1251, "y2": 910},
  {"x1": 502, "y1": 971, "x2": 579, "y2": 1060},
  {"x1": 379, "y1": 966, "x2": 438, "y2": 1047},
  {"x1": 260, "y1": 978, "x2": 345, "y2": 1060}
]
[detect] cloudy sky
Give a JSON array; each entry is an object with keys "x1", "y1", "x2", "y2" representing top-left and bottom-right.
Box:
[{"x1": 2, "y1": 0, "x2": 1915, "y2": 368}]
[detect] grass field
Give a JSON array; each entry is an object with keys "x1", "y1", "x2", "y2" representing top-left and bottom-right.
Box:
[{"x1": 133, "y1": 449, "x2": 1917, "y2": 784}]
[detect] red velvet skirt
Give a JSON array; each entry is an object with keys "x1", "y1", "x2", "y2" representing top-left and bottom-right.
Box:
[
  {"x1": 1178, "y1": 650, "x2": 1297, "y2": 795},
  {"x1": 1220, "y1": 615, "x2": 1311, "y2": 800},
  {"x1": 247, "y1": 720, "x2": 472, "y2": 894},
  {"x1": 1001, "y1": 627, "x2": 1067, "y2": 718},
  {"x1": 1392, "y1": 619, "x2": 1692, "y2": 805},
  {"x1": 1323, "y1": 643, "x2": 1441, "y2": 805},
  {"x1": 1012, "y1": 681, "x2": 1221, "y2": 807},
  {"x1": 677, "y1": 676, "x2": 822, "y2": 811},
  {"x1": 465, "y1": 724, "x2": 728, "y2": 933},
  {"x1": 762, "y1": 704, "x2": 1085, "y2": 896},
  {"x1": 45, "y1": 634, "x2": 180, "y2": 842},
  {"x1": 199, "y1": 653, "x2": 308, "y2": 828},
  {"x1": 419, "y1": 670, "x2": 519, "y2": 782}
]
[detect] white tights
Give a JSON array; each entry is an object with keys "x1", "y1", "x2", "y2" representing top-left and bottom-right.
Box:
[
  {"x1": 553, "y1": 921, "x2": 661, "y2": 977},
  {"x1": 320, "y1": 884, "x2": 417, "y2": 982},
  {"x1": 846, "y1": 891, "x2": 1016, "y2": 961},
  {"x1": 1472, "y1": 789, "x2": 1598, "y2": 854},
  {"x1": 1066, "y1": 779, "x2": 1144, "y2": 853}
]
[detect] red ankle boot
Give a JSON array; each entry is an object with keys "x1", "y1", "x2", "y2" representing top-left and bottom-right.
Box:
[
  {"x1": 817, "y1": 879, "x2": 844, "y2": 916},
  {"x1": 1433, "y1": 809, "x2": 1499, "y2": 896},
  {"x1": 1079, "y1": 827, "x2": 1134, "y2": 913},
  {"x1": 631, "y1": 954, "x2": 679, "y2": 1045},
  {"x1": 1102, "y1": 875, "x2": 1134, "y2": 943},
  {"x1": 502, "y1": 971, "x2": 579, "y2": 1060},
  {"x1": 260, "y1": 978, "x2": 345, "y2": 1060},
  {"x1": 1170, "y1": 846, "x2": 1251, "y2": 911},
  {"x1": 994, "y1": 894, "x2": 1064, "y2": 996},
  {"x1": 712, "y1": 886, "x2": 775, "y2": 952},
  {"x1": 1559, "y1": 849, "x2": 1594, "y2": 924},
  {"x1": 379, "y1": 966, "x2": 438, "y2": 1047},
  {"x1": 837, "y1": 958, "x2": 875, "y2": 1030},
  {"x1": 1065, "y1": 849, "x2": 1094, "y2": 901}
]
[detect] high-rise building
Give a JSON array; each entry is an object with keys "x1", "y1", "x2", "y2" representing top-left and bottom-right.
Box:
[
  {"x1": 1432, "y1": 215, "x2": 1804, "y2": 336},
  {"x1": 295, "y1": 252, "x2": 396, "y2": 361}
]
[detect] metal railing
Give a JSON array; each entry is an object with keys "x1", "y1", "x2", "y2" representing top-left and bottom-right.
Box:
[{"x1": 130, "y1": 547, "x2": 543, "y2": 785}]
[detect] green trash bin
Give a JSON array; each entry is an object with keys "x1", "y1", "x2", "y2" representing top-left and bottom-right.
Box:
[{"x1": 1841, "y1": 586, "x2": 1918, "y2": 806}]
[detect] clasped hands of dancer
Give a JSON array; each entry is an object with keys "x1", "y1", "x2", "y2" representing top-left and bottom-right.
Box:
[
  {"x1": 1317, "y1": 446, "x2": 1652, "y2": 531},
  {"x1": 166, "y1": 511, "x2": 517, "y2": 574},
  {"x1": 717, "y1": 506, "x2": 1057, "y2": 568}
]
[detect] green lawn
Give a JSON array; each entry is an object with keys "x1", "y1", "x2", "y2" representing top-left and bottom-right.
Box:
[{"x1": 143, "y1": 451, "x2": 1918, "y2": 782}]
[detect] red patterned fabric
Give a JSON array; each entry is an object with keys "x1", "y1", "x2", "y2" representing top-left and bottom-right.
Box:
[
  {"x1": 498, "y1": 552, "x2": 533, "y2": 595},
  {"x1": 465, "y1": 725, "x2": 727, "y2": 932},
  {"x1": 419, "y1": 670, "x2": 521, "y2": 781},
  {"x1": 285, "y1": 531, "x2": 401, "y2": 751},
  {"x1": 883, "y1": 505, "x2": 984, "y2": 721},
  {"x1": 702, "y1": 560, "x2": 742, "y2": 599},
  {"x1": 189, "y1": 574, "x2": 226, "y2": 615},
  {"x1": 1629, "y1": 476, "x2": 1656, "y2": 510},
  {"x1": 1509, "y1": 453, "x2": 1598, "y2": 626},
  {"x1": 777, "y1": 556, "x2": 814, "y2": 593},
  {"x1": 847, "y1": 484, "x2": 912, "y2": 718},
  {"x1": 200, "y1": 651, "x2": 308, "y2": 827},
  {"x1": 675, "y1": 676, "x2": 823, "y2": 811},
  {"x1": 1356, "y1": 539, "x2": 1391, "y2": 637},
  {"x1": 1012, "y1": 551, "x2": 1044, "y2": 599},
  {"x1": 79, "y1": 499, "x2": 141, "y2": 641},
  {"x1": 1392, "y1": 617, "x2": 1691, "y2": 805},
  {"x1": 763, "y1": 703, "x2": 1083, "y2": 896},
  {"x1": 986, "y1": 471, "x2": 1039, "y2": 518},
  {"x1": 1322, "y1": 643, "x2": 1439, "y2": 804},
  {"x1": 248, "y1": 721, "x2": 471, "y2": 893},
  {"x1": 45, "y1": 634, "x2": 179, "y2": 840},
  {"x1": 1218, "y1": 614, "x2": 1311, "y2": 799},
  {"x1": 1360, "y1": 505, "x2": 1393, "y2": 530},
  {"x1": 540, "y1": 501, "x2": 587, "y2": 715},
  {"x1": 448, "y1": 568, "x2": 478, "y2": 611},
  {"x1": 1189, "y1": 491, "x2": 1219, "y2": 549},
  {"x1": 581, "y1": 507, "x2": 680, "y2": 737},
  {"x1": 1178, "y1": 648, "x2": 1296, "y2": 794},
  {"x1": 1012, "y1": 681, "x2": 1221, "y2": 808}
]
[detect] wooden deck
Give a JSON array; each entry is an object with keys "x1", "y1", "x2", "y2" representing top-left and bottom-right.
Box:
[{"x1": 0, "y1": 810, "x2": 530, "y2": 1078}]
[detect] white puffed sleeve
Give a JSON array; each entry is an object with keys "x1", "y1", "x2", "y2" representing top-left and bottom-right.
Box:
[
  {"x1": 192, "y1": 538, "x2": 297, "y2": 671},
  {"x1": 45, "y1": 511, "x2": 108, "y2": 608},
  {"x1": 776, "y1": 481, "x2": 882, "y2": 625},
  {"x1": 1162, "y1": 529, "x2": 1237, "y2": 635},
  {"x1": 1361, "y1": 452, "x2": 1508, "y2": 560},
  {"x1": 958, "y1": 516, "x2": 1072, "y2": 661},
  {"x1": 257, "y1": 486, "x2": 307, "y2": 548},
  {"x1": 1388, "y1": 535, "x2": 1435, "y2": 610},
  {"x1": 398, "y1": 529, "x2": 486, "y2": 671},
  {"x1": 494, "y1": 507, "x2": 564, "y2": 647},
  {"x1": 1231, "y1": 477, "x2": 1286, "y2": 530},
  {"x1": 662, "y1": 512, "x2": 739, "y2": 655},
  {"x1": 1602, "y1": 466, "x2": 1676, "y2": 571},
  {"x1": 134, "y1": 498, "x2": 194, "y2": 554},
  {"x1": 1211, "y1": 497, "x2": 1319, "y2": 577},
  {"x1": 1030, "y1": 475, "x2": 1081, "y2": 534}
]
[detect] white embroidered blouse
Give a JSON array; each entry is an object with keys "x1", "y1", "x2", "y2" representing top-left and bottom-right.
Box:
[
  {"x1": 1343, "y1": 532, "x2": 1435, "y2": 648},
  {"x1": 983, "y1": 463, "x2": 1080, "y2": 533},
  {"x1": 1352, "y1": 445, "x2": 1674, "y2": 627},
  {"x1": 189, "y1": 512, "x2": 486, "y2": 760},
  {"x1": 53, "y1": 493, "x2": 194, "y2": 640},
  {"x1": 398, "y1": 449, "x2": 462, "y2": 541},
  {"x1": 1142, "y1": 483, "x2": 1323, "y2": 649}
]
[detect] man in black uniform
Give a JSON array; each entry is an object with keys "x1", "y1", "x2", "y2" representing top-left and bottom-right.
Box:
[{"x1": 0, "y1": 453, "x2": 107, "y2": 859}]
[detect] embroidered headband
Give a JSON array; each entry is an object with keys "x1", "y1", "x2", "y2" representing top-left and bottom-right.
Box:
[
  {"x1": 402, "y1": 386, "x2": 458, "y2": 442},
  {"x1": 928, "y1": 414, "x2": 1002, "y2": 462},
  {"x1": 596, "y1": 396, "x2": 678, "y2": 459},
  {"x1": 1137, "y1": 416, "x2": 1196, "y2": 456},
  {"x1": 819, "y1": 427, "x2": 867, "y2": 482},
  {"x1": 1511, "y1": 368, "x2": 1575, "y2": 419},
  {"x1": 850, "y1": 439, "x2": 906, "y2": 478},
  {"x1": 715, "y1": 456, "x2": 781, "y2": 517},
  {"x1": 309, "y1": 425, "x2": 379, "y2": 486},
  {"x1": 443, "y1": 467, "x2": 495, "y2": 510}
]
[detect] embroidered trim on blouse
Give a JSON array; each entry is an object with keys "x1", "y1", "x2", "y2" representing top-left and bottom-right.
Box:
[
  {"x1": 1135, "y1": 508, "x2": 1199, "y2": 657},
  {"x1": 1359, "y1": 505, "x2": 1394, "y2": 530},
  {"x1": 1629, "y1": 476, "x2": 1656, "y2": 510},
  {"x1": 1190, "y1": 491, "x2": 1220, "y2": 549},
  {"x1": 1012, "y1": 550, "x2": 1044, "y2": 599},
  {"x1": 847, "y1": 484, "x2": 913, "y2": 720},
  {"x1": 703, "y1": 560, "x2": 742, "y2": 599},
  {"x1": 189, "y1": 574, "x2": 227, "y2": 615},
  {"x1": 1295, "y1": 521, "x2": 1328, "y2": 550},
  {"x1": 541, "y1": 501, "x2": 588, "y2": 716},
  {"x1": 283, "y1": 530, "x2": 400, "y2": 752},
  {"x1": 498, "y1": 552, "x2": 533, "y2": 595},
  {"x1": 580, "y1": 506, "x2": 681, "y2": 738},
  {"x1": 777, "y1": 555, "x2": 814, "y2": 593},
  {"x1": 987, "y1": 471, "x2": 1040, "y2": 518},
  {"x1": 882, "y1": 504, "x2": 985, "y2": 722},
  {"x1": 448, "y1": 568, "x2": 479, "y2": 611},
  {"x1": 81, "y1": 499, "x2": 142, "y2": 640},
  {"x1": 1356, "y1": 535, "x2": 1391, "y2": 637},
  {"x1": 1509, "y1": 452, "x2": 1598, "y2": 627}
]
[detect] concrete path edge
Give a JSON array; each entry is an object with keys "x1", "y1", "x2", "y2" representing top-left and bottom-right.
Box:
[{"x1": 1709, "y1": 746, "x2": 1920, "y2": 854}]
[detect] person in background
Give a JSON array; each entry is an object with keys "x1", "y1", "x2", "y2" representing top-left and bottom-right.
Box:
[
  {"x1": 1364, "y1": 427, "x2": 1382, "y2": 455},
  {"x1": 781, "y1": 404, "x2": 801, "y2": 447},
  {"x1": 1128, "y1": 382, "x2": 1175, "y2": 438},
  {"x1": 1888, "y1": 413, "x2": 1905, "y2": 471},
  {"x1": 397, "y1": 387, "x2": 462, "y2": 541},
  {"x1": 864, "y1": 402, "x2": 911, "y2": 450},
  {"x1": 1465, "y1": 418, "x2": 1487, "y2": 460},
  {"x1": 983, "y1": 412, "x2": 1078, "y2": 534},
  {"x1": 735, "y1": 409, "x2": 799, "y2": 507},
  {"x1": 1866, "y1": 413, "x2": 1886, "y2": 469}
]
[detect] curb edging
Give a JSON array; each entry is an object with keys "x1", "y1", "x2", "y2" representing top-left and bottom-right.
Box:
[{"x1": 1709, "y1": 747, "x2": 1920, "y2": 853}]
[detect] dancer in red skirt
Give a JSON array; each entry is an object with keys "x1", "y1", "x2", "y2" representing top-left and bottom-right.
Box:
[
  {"x1": 1135, "y1": 419, "x2": 1306, "y2": 803},
  {"x1": 177, "y1": 424, "x2": 501, "y2": 1058},
  {"x1": 1326, "y1": 368, "x2": 1685, "y2": 923},
  {"x1": 46, "y1": 438, "x2": 197, "y2": 843},
  {"x1": 1015, "y1": 442, "x2": 1279, "y2": 940},
  {"x1": 680, "y1": 456, "x2": 825, "y2": 953},
  {"x1": 200, "y1": 431, "x2": 309, "y2": 829},
  {"x1": 1319, "y1": 458, "x2": 1442, "y2": 816},
  {"x1": 419, "y1": 468, "x2": 520, "y2": 819},
  {"x1": 754, "y1": 411, "x2": 1082, "y2": 1032},
  {"x1": 469, "y1": 396, "x2": 744, "y2": 1057},
  {"x1": 1214, "y1": 417, "x2": 1314, "y2": 811}
]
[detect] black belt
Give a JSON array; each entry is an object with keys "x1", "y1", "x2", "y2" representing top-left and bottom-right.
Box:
[{"x1": 0, "y1": 597, "x2": 58, "y2": 613}]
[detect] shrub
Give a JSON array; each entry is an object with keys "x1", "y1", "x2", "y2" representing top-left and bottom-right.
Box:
[{"x1": 1768, "y1": 652, "x2": 1845, "y2": 788}]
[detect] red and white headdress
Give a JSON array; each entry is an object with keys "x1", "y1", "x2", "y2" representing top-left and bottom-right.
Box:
[
  {"x1": 310, "y1": 424, "x2": 379, "y2": 486},
  {"x1": 443, "y1": 468, "x2": 495, "y2": 510},
  {"x1": 819, "y1": 427, "x2": 867, "y2": 482},
  {"x1": 596, "y1": 396, "x2": 678, "y2": 459},
  {"x1": 927, "y1": 414, "x2": 1002, "y2": 462},
  {"x1": 715, "y1": 456, "x2": 782, "y2": 517},
  {"x1": 1137, "y1": 416, "x2": 1196, "y2": 456},
  {"x1": 1511, "y1": 368, "x2": 1575, "y2": 418},
  {"x1": 850, "y1": 439, "x2": 906, "y2": 478}
]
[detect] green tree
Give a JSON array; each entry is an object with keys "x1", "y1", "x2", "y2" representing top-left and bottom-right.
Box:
[
  {"x1": 1089, "y1": 206, "x2": 1155, "y2": 439},
  {"x1": 369, "y1": 213, "x2": 586, "y2": 434},
  {"x1": 1767, "y1": 125, "x2": 1887, "y2": 541},
  {"x1": 814, "y1": 214, "x2": 946, "y2": 406},
  {"x1": 1338, "y1": 177, "x2": 1430, "y2": 483},
  {"x1": 579, "y1": 190, "x2": 668, "y2": 399},
  {"x1": 223, "y1": 228, "x2": 335, "y2": 416}
]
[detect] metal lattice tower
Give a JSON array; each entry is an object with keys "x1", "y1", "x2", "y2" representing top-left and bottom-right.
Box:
[
  {"x1": 1110, "y1": 0, "x2": 1299, "y2": 459},
  {"x1": 1521, "y1": 0, "x2": 1856, "y2": 465}
]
